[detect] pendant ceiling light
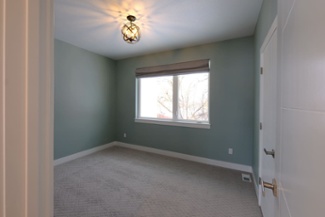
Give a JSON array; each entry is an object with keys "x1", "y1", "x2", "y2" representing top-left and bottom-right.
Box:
[{"x1": 121, "y1": 15, "x2": 140, "y2": 44}]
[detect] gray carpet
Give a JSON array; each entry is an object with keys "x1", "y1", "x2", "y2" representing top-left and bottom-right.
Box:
[{"x1": 54, "y1": 146, "x2": 262, "y2": 217}]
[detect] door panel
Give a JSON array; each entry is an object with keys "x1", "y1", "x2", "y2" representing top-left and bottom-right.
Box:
[
  {"x1": 0, "y1": 0, "x2": 53, "y2": 216},
  {"x1": 259, "y1": 25, "x2": 278, "y2": 217},
  {"x1": 281, "y1": 0, "x2": 325, "y2": 111},
  {"x1": 280, "y1": 109, "x2": 325, "y2": 217},
  {"x1": 278, "y1": 0, "x2": 325, "y2": 216}
]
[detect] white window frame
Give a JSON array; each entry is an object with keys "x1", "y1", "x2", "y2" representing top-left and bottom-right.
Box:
[{"x1": 135, "y1": 73, "x2": 210, "y2": 129}]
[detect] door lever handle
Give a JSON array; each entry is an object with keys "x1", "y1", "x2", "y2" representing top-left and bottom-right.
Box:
[{"x1": 264, "y1": 148, "x2": 275, "y2": 158}]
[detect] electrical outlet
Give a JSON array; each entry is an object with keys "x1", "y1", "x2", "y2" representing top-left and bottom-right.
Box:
[
  {"x1": 228, "y1": 148, "x2": 233, "y2": 155},
  {"x1": 123, "y1": 133, "x2": 126, "y2": 138}
]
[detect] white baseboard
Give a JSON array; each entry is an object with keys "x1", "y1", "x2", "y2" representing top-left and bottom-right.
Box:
[
  {"x1": 115, "y1": 142, "x2": 253, "y2": 173},
  {"x1": 54, "y1": 142, "x2": 116, "y2": 166},
  {"x1": 252, "y1": 173, "x2": 260, "y2": 197},
  {"x1": 54, "y1": 141, "x2": 253, "y2": 174},
  {"x1": 252, "y1": 174, "x2": 262, "y2": 206}
]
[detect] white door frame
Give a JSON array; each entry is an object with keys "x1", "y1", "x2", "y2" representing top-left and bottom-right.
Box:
[
  {"x1": 258, "y1": 16, "x2": 278, "y2": 205},
  {"x1": 0, "y1": 0, "x2": 53, "y2": 216}
]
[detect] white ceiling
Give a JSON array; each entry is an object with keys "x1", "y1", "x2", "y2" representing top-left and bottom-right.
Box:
[{"x1": 55, "y1": 0, "x2": 263, "y2": 60}]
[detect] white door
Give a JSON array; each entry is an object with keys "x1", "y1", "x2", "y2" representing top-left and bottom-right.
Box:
[
  {"x1": 277, "y1": 0, "x2": 325, "y2": 216},
  {"x1": 259, "y1": 19, "x2": 278, "y2": 217},
  {"x1": 0, "y1": 0, "x2": 53, "y2": 216}
]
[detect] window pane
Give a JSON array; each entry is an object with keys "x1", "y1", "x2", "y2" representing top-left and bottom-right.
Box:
[
  {"x1": 178, "y1": 73, "x2": 209, "y2": 121},
  {"x1": 139, "y1": 76, "x2": 173, "y2": 119}
]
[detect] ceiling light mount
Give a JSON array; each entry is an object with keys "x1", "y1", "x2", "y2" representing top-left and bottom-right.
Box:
[
  {"x1": 121, "y1": 15, "x2": 140, "y2": 44},
  {"x1": 126, "y1": 15, "x2": 136, "y2": 22}
]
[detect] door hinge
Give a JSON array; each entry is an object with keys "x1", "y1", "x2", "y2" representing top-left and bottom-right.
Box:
[
  {"x1": 260, "y1": 67, "x2": 263, "y2": 75},
  {"x1": 264, "y1": 148, "x2": 275, "y2": 158},
  {"x1": 260, "y1": 122, "x2": 262, "y2": 130}
]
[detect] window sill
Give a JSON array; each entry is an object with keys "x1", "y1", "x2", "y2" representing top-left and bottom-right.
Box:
[{"x1": 135, "y1": 118, "x2": 210, "y2": 129}]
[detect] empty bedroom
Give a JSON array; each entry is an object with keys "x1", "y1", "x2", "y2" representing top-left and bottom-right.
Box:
[
  {"x1": 2, "y1": 0, "x2": 325, "y2": 216},
  {"x1": 54, "y1": 0, "x2": 267, "y2": 216}
]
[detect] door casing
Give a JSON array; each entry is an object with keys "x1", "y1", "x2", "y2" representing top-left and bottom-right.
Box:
[{"x1": 258, "y1": 17, "x2": 278, "y2": 216}]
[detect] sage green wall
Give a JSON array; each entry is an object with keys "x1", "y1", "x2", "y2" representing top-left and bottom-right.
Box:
[
  {"x1": 253, "y1": 0, "x2": 278, "y2": 181},
  {"x1": 116, "y1": 37, "x2": 255, "y2": 166},
  {"x1": 54, "y1": 40, "x2": 116, "y2": 159}
]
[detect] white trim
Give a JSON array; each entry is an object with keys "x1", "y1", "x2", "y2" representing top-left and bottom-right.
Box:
[
  {"x1": 40, "y1": 0, "x2": 54, "y2": 214},
  {"x1": 258, "y1": 15, "x2": 278, "y2": 206},
  {"x1": 252, "y1": 173, "x2": 260, "y2": 198},
  {"x1": 54, "y1": 142, "x2": 116, "y2": 166},
  {"x1": 173, "y1": 76, "x2": 178, "y2": 120},
  {"x1": 1, "y1": 0, "x2": 53, "y2": 215},
  {"x1": 54, "y1": 141, "x2": 253, "y2": 173},
  {"x1": 260, "y1": 16, "x2": 278, "y2": 53},
  {"x1": 136, "y1": 72, "x2": 210, "y2": 129},
  {"x1": 0, "y1": 0, "x2": 5, "y2": 215},
  {"x1": 116, "y1": 142, "x2": 252, "y2": 173},
  {"x1": 135, "y1": 118, "x2": 210, "y2": 129},
  {"x1": 26, "y1": 0, "x2": 54, "y2": 215}
]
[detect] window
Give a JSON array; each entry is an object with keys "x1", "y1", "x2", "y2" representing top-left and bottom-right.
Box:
[{"x1": 135, "y1": 59, "x2": 210, "y2": 129}]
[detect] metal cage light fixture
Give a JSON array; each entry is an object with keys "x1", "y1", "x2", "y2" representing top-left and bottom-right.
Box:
[{"x1": 121, "y1": 15, "x2": 140, "y2": 44}]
